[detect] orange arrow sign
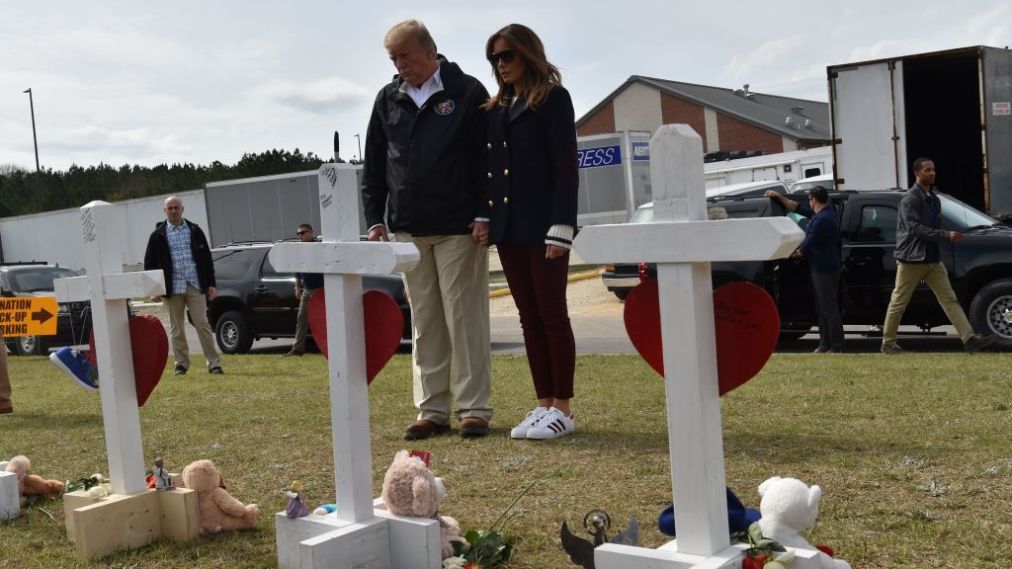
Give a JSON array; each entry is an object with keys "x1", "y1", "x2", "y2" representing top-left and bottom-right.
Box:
[{"x1": 0, "y1": 297, "x2": 59, "y2": 337}]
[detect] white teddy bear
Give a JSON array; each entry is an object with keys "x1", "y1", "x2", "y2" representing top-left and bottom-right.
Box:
[{"x1": 756, "y1": 476, "x2": 851, "y2": 569}]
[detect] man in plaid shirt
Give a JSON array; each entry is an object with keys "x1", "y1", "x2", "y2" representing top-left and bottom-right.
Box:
[{"x1": 144, "y1": 196, "x2": 222, "y2": 375}]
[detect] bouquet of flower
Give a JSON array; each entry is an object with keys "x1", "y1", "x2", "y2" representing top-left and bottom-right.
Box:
[
  {"x1": 739, "y1": 523, "x2": 792, "y2": 569},
  {"x1": 64, "y1": 473, "x2": 114, "y2": 498},
  {"x1": 442, "y1": 481, "x2": 535, "y2": 569}
]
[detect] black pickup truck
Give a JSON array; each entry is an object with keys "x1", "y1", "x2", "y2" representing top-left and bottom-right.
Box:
[{"x1": 602, "y1": 190, "x2": 1012, "y2": 348}]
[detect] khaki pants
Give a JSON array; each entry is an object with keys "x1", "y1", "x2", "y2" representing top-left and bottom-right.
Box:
[
  {"x1": 165, "y1": 284, "x2": 220, "y2": 370},
  {"x1": 0, "y1": 337, "x2": 11, "y2": 412},
  {"x1": 396, "y1": 233, "x2": 492, "y2": 423},
  {"x1": 883, "y1": 262, "x2": 973, "y2": 344},
  {"x1": 291, "y1": 288, "x2": 316, "y2": 353}
]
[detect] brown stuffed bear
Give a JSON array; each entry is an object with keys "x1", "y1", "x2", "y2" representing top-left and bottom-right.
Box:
[
  {"x1": 5, "y1": 455, "x2": 64, "y2": 500},
  {"x1": 181, "y1": 459, "x2": 259, "y2": 534},
  {"x1": 380, "y1": 450, "x2": 462, "y2": 559}
]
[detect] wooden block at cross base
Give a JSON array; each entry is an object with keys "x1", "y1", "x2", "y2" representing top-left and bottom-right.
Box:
[
  {"x1": 372, "y1": 497, "x2": 443, "y2": 569},
  {"x1": 63, "y1": 490, "x2": 104, "y2": 543},
  {"x1": 0, "y1": 471, "x2": 19, "y2": 520},
  {"x1": 68, "y1": 491, "x2": 161, "y2": 559},
  {"x1": 157, "y1": 487, "x2": 199, "y2": 541}
]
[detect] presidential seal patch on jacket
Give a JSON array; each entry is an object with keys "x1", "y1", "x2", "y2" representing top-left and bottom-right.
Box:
[{"x1": 434, "y1": 99, "x2": 455, "y2": 115}]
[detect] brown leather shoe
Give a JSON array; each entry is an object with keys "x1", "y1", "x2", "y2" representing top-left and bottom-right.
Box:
[
  {"x1": 404, "y1": 419, "x2": 449, "y2": 441},
  {"x1": 459, "y1": 416, "x2": 489, "y2": 438}
]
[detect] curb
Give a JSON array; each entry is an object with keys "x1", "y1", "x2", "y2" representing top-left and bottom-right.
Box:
[{"x1": 489, "y1": 267, "x2": 603, "y2": 298}]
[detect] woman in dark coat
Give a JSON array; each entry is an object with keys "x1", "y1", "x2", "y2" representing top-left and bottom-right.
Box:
[{"x1": 481, "y1": 24, "x2": 579, "y2": 440}]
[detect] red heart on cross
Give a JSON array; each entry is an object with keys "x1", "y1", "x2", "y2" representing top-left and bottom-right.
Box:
[
  {"x1": 88, "y1": 314, "x2": 169, "y2": 406},
  {"x1": 307, "y1": 289, "x2": 404, "y2": 384},
  {"x1": 623, "y1": 278, "x2": 779, "y2": 396}
]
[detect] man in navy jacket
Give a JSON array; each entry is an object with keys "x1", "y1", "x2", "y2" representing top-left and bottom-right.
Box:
[
  {"x1": 767, "y1": 186, "x2": 844, "y2": 352},
  {"x1": 362, "y1": 20, "x2": 492, "y2": 440}
]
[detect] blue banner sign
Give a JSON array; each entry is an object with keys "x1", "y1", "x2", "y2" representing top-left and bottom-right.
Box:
[
  {"x1": 577, "y1": 145, "x2": 621, "y2": 169},
  {"x1": 632, "y1": 141, "x2": 650, "y2": 161}
]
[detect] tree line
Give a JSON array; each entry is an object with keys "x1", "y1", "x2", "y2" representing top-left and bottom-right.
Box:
[{"x1": 0, "y1": 148, "x2": 338, "y2": 217}]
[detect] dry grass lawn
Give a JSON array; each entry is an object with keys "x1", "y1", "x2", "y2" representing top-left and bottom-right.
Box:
[{"x1": 1, "y1": 352, "x2": 1011, "y2": 568}]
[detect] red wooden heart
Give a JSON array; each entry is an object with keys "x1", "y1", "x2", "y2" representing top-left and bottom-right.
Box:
[
  {"x1": 623, "y1": 278, "x2": 779, "y2": 396},
  {"x1": 88, "y1": 314, "x2": 169, "y2": 406},
  {"x1": 307, "y1": 289, "x2": 404, "y2": 384}
]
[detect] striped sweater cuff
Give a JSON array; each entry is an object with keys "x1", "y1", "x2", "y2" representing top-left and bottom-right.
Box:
[{"x1": 545, "y1": 224, "x2": 574, "y2": 249}]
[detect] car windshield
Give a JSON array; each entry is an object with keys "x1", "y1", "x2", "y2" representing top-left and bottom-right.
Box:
[
  {"x1": 8, "y1": 267, "x2": 78, "y2": 292},
  {"x1": 939, "y1": 193, "x2": 1000, "y2": 230},
  {"x1": 630, "y1": 205, "x2": 654, "y2": 224},
  {"x1": 791, "y1": 179, "x2": 835, "y2": 193},
  {"x1": 628, "y1": 203, "x2": 749, "y2": 223}
]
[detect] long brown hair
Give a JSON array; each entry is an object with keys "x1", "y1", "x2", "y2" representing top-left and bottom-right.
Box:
[{"x1": 482, "y1": 24, "x2": 561, "y2": 111}]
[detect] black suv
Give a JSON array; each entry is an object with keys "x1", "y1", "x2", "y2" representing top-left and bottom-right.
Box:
[
  {"x1": 208, "y1": 242, "x2": 411, "y2": 354},
  {"x1": 602, "y1": 191, "x2": 1012, "y2": 348},
  {"x1": 0, "y1": 263, "x2": 93, "y2": 355}
]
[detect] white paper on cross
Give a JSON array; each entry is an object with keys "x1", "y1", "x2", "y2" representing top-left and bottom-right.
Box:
[
  {"x1": 268, "y1": 164, "x2": 419, "y2": 524},
  {"x1": 574, "y1": 125, "x2": 803, "y2": 568},
  {"x1": 54, "y1": 201, "x2": 167, "y2": 495}
]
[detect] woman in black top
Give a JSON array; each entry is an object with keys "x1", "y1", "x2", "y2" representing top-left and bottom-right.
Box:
[{"x1": 481, "y1": 24, "x2": 579, "y2": 440}]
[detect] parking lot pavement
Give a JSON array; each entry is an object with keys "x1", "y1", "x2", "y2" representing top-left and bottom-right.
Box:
[{"x1": 144, "y1": 274, "x2": 971, "y2": 358}]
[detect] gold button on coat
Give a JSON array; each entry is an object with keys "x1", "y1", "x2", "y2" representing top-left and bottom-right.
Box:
[
  {"x1": 503, "y1": 197, "x2": 509, "y2": 204},
  {"x1": 503, "y1": 141, "x2": 507, "y2": 148},
  {"x1": 487, "y1": 172, "x2": 493, "y2": 179},
  {"x1": 504, "y1": 169, "x2": 509, "y2": 176},
  {"x1": 488, "y1": 200, "x2": 494, "y2": 207},
  {"x1": 486, "y1": 142, "x2": 492, "y2": 150}
]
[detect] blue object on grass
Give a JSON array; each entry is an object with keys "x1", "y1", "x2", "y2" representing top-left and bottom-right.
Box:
[
  {"x1": 658, "y1": 486, "x2": 760, "y2": 536},
  {"x1": 50, "y1": 347, "x2": 99, "y2": 391}
]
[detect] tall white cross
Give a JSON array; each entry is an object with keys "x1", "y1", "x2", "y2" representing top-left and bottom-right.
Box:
[
  {"x1": 55, "y1": 201, "x2": 167, "y2": 495},
  {"x1": 574, "y1": 125, "x2": 805, "y2": 569},
  {"x1": 271, "y1": 165, "x2": 438, "y2": 569}
]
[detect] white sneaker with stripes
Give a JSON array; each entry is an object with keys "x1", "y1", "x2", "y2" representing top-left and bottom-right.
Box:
[
  {"x1": 525, "y1": 407, "x2": 575, "y2": 440},
  {"x1": 510, "y1": 406, "x2": 551, "y2": 439}
]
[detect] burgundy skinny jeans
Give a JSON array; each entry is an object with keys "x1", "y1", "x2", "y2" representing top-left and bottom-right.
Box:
[{"x1": 497, "y1": 243, "x2": 575, "y2": 400}]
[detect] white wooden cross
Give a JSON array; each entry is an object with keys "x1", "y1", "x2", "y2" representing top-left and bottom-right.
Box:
[
  {"x1": 574, "y1": 125, "x2": 809, "y2": 569},
  {"x1": 55, "y1": 201, "x2": 166, "y2": 495},
  {"x1": 271, "y1": 164, "x2": 440, "y2": 569}
]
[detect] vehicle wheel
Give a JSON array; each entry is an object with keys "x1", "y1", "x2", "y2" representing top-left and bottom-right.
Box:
[
  {"x1": 13, "y1": 335, "x2": 40, "y2": 356},
  {"x1": 215, "y1": 310, "x2": 254, "y2": 354},
  {"x1": 969, "y1": 279, "x2": 1012, "y2": 349},
  {"x1": 613, "y1": 289, "x2": 630, "y2": 301},
  {"x1": 777, "y1": 328, "x2": 810, "y2": 343}
]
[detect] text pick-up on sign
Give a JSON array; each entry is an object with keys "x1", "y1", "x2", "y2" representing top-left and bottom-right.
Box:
[{"x1": 0, "y1": 297, "x2": 58, "y2": 337}]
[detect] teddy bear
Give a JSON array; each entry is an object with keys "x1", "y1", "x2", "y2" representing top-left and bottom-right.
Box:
[
  {"x1": 380, "y1": 450, "x2": 462, "y2": 559},
  {"x1": 5, "y1": 455, "x2": 64, "y2": 501},
  {"x1": 756, "y1": 476, "x2": 850, "y2": 569},
  {"x1": 180, "y1": 459, "x2": 259, "y2": 534}
]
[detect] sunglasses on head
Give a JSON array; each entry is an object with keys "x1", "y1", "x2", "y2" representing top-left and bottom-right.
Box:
[
  {"x1": 296, "y1": 230, "x2": 309, "y2": 235},
  {"x1": 488, "y1": 50, "x2": 517, "y2": 65}
]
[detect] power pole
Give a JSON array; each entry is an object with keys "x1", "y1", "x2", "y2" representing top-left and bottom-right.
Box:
[{"x1": 23, "y1": 88, "x2": 42, "y2": 211}]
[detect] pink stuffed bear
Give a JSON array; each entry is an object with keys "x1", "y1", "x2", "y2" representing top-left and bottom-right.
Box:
[
  {"x1": 380, "y1": 450, "x2": 462, "y2": 559},
  {"x1": 181, "y1": 459, "x2": 259, "y2": 534},
  {"x1": 5, "y1": 455, "x2": 64, "y2": 501}
]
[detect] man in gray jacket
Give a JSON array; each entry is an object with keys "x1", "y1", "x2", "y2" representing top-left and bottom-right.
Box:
[{"x1": 881, "y1": 157, "x2": 995, "y2": 353}]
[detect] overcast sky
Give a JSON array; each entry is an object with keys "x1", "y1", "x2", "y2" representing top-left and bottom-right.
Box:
[{"x1": 2, "y1": 0, "x2": 1009, "y2": 171}]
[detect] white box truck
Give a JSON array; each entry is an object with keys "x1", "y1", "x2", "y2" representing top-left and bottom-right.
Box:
[{"x1": 828, "y1": 45, "x2": 1012, "y2": 219}]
